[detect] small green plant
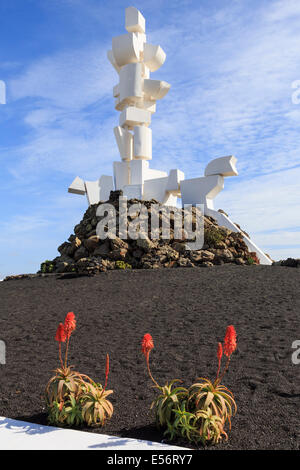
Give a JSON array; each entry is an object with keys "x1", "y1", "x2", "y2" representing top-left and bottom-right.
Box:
[
  {"x1": 40, "y1": 260, "x2": 55, "y2": 273},
  {"x1": 247, "y1": 252, "x2": 260, "y2": 265},
  {"x1": 150, "y1": 379, "x2": 188, "y2": 428},
  {"x1": 115, "y1": 260, "x2": 132, "y2": 270},
  {"x1": 141, "y1": 326, "x2": 237, "y2": 446},
  {"x1": 45, "y1": 312, "x2": 113, "y2": 427},
  {"x1": 204, "y1": 226, "x2": 225, "y2": 247}
]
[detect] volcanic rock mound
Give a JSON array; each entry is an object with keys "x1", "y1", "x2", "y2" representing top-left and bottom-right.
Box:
[{"x1": 40, "y1": 191, "x2": 260, "y2": 276}]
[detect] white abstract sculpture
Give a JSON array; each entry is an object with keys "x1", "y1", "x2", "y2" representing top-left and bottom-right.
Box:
[
  {"x1": 67, "y1": 6, "x2": 272, "y2": 265},
  {"x1": 67, "y1": 8, "x2": 241, "y2": 210}
]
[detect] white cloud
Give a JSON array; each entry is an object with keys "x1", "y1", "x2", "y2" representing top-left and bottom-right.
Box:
[{"x1": 10, "y1": 44, "x2": 114, "y2": 109}]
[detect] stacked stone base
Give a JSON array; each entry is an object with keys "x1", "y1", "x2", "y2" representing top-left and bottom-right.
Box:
[{"x1": 38, "y1": 192, "x2": 262, "y2": 277}]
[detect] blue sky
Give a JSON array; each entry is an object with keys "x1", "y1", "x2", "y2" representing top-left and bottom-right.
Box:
[{"x1": 0, "y1": 0, "x2": 300, "y2": 278}]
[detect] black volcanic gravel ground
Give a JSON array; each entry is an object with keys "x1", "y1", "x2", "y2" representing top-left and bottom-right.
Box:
[{"x1": 0, "y1": 265, "x2": 300, "y2": 450}]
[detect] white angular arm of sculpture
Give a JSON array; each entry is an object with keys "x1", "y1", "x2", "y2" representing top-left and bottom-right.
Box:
[
  {"x1": 180, "y1": 175, "x2": 224, "y2": 210},
  {"x1": 143, "y1": 43, "x2": 166, "y2": 71},
  {"x1": 68, "y1": 176, "x2": 86, "y2": 195},
  {"x1": 144, "y1": 79, "x2": 171, "y2": 100},
  {"x1": 205, "y1": 155, "x2": 238, "y2": 177}
]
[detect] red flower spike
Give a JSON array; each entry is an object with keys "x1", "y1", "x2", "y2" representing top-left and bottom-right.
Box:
[
  {"x1": 217, "y1": 342, "x2": 223, "y2": 361},
  {"x1": 103, "y1": 354, "x2": 109, "y2": 393},
  {"x1": 64, "y1": 312, "x2": 76, "y2": 338},
  {"x1": 141, "y1": 333, "x2": 154, "y2": 359},
  {"x1": 223, "y1": 325, "x2": 237, "y2": 357},
  {"x1": 215, "y1": 342, "x2": 223, "y2": 383},
  {"x1": 55, "y1": 323, "x2": 67, "y2": 343}
]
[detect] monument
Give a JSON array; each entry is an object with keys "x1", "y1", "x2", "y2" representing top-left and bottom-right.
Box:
[{"x1": 68, "y1": 6, "x2": 271, "y2": 265}]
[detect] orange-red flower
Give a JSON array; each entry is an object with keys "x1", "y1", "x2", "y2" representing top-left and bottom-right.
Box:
[
  {"x1": 141, "y1": 333, "x2": 154, "y2": 359},
  {"x1": 64, "y1": 312, "x2": 76, "y2": 338},
  {"x1": 223, "y1": 325, "x2": 237, "y2": 357},
  {"x1": 55, "y1": 323, "x2": 67, "y2": 343}
]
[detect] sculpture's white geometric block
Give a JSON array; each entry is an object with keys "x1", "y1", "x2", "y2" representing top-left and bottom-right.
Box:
[
  {"x1": 165, "y1": 169, "x2": 185, "y2": 194},
  {"x1": 114, "y1": 126, "x2": 133, "y2": 161},
  {"x1": 130, "y1": 160, "x2": 168, "y2": 186},
  {"x1": 113, "y1": 161, "x2": 130, "y2": 189},
  {"x1": 129, "y1": 159, "x2": 149, "y2": 185},
  {"x1": 144, "y1": 43, "x2": 166, "y2": 72},
  {"x1": 112, "y1": 33, "x2": 140, "y2": 67},
  {"x1": 145, "y1": 167, "x2": 168, "y2": 180},
  {"x1": 125, "y1": 6, "x2": 146, "y2": 33},
  {"x1": 99, "y1": 175, "x2": 114, "y2": 201},
  {"x1": 180, "y1": 175, "x2": 224, "y2": 210},
  {"x1": 107, "y1": 50, "x2": 121, "y2": 74},
  {"x1": 68, "y1": 176, "x2": 86, "y2": 195},
  {"x1": 120, "y1": 106, "x2": 151, "y2": 128},
  {"x1": 143, "y1": 176, "x2": 168, "y2": 202},
  {"x1": 123, "y1": 184, "x2": 143, "y2": 200},
  {"x1": 133, "y1": 126, "x2": 152, "y2": 160},
  {"x1": 85, "y1": 180, "x2": 101, "y2": 206},
  {"x1": 119, "y1": 63, "x2": 143, "y2": 107},
  {"x1": 144, "y1": 79, "x2": 171, "y2": 100},
  {"x1": 204, "y1": 155, "x2": 238, "y2": 177}
]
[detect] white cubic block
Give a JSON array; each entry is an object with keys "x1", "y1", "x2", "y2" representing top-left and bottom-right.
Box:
[
  {"x1": 68, "y1": 176, "x2": 86, "y2": 195},
  {"x1": 180, "y1": 175, "x2": 224, "y2": 210},
  {"x1": 112, "y1": 33, "x2": 140, "y2": 67},
  {"x1": 114, "y1": 126, "x2": 133, "y2": 161},
  {"x1": 144, "y1": 79, "x2": 171, "y2": 100},
  {"x1": 133, "y1": 126, "x2": 152, "y2": 160},
  {"x1": 119, "y1": 63, "x2": 143, "y2": 107},
  {"x1": 144, "y1": 43, "x2": 166, "y2": 71},
  {"x1": 129, "y1": 159, "x2": 149, "y2": 185},
  {"x1": 120, "y1": 106, "x2": 151, "y2": 127},
  {"x1": 113, "y1": 161, "x2": 130, "y2": 189},
  {"x1": 99, "y1": 175, "x2": 114, "y2": 201},
  {"x1": 84, "y1": 180, "x2": 101, "y2": 206},
  {"x1": 143, "y1": 177, "x2": 168, "y2": 203},
  {"x1": 125, "y1": 7, "x2": 145, "y2": 33},
  {"x1": 204, "y1": 155, "x2": 238, "y2": 177}
]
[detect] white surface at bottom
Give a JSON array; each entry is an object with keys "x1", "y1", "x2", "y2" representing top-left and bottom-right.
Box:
[{"x1": 0, "y1": 416, "x2": 190, "y2": 450}]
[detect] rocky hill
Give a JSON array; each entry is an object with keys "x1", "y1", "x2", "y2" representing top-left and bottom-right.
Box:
[{"x1": 38, "y1": 191, "x2": 263, "y2": 276}]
